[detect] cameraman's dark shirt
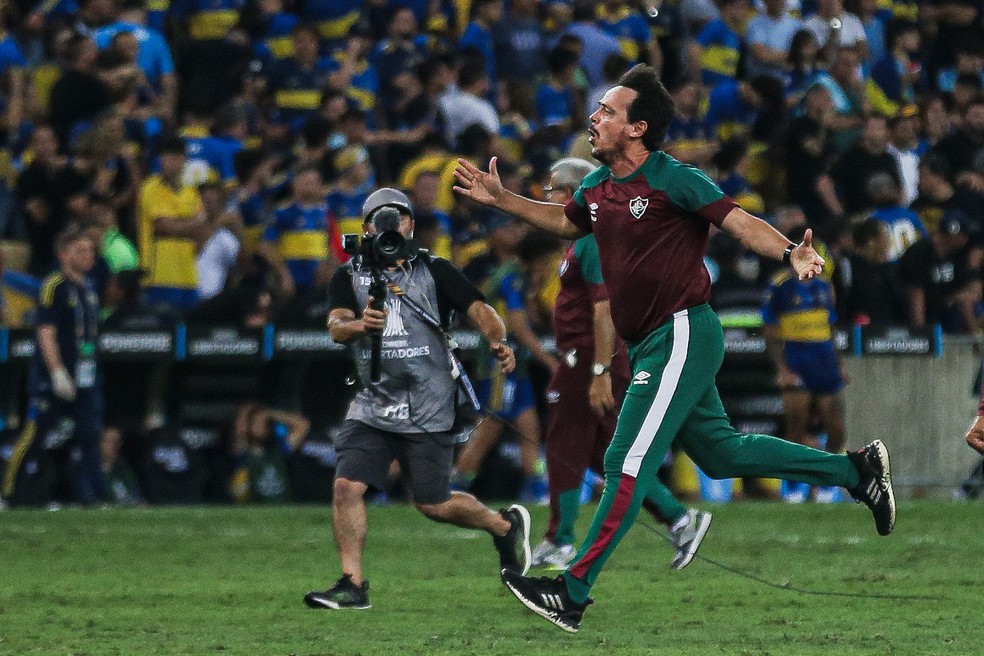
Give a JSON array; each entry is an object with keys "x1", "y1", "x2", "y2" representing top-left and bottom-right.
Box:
[{"x1": 328, "y1": 251, "x2": 484, "y2": 328}]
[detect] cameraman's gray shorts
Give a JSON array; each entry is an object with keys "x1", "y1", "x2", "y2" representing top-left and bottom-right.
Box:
[{"x1": 334, "y1": 419, "x2": 456, "y2": 505}]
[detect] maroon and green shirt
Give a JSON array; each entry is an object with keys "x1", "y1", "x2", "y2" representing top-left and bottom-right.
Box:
[
  {"x1": 554, "y1": 234, "x2": 613, "y2": 353},
  {"x1": 565, "y1": 151, "x2": 736, "y2": 343}
]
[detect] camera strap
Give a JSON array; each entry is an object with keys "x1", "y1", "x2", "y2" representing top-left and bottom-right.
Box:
[{"x1": 382, "y1": 274, "x2": 482, "y2": 413}]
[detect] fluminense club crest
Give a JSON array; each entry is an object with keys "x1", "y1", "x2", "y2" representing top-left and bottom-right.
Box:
[{"x1": 629, "y1": 196, "x2": 648, "y2": 219}]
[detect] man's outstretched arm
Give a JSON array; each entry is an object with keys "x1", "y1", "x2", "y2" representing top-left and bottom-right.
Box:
[{"x1": 453, "y1": 157, "x2": 586, "y2": 240}]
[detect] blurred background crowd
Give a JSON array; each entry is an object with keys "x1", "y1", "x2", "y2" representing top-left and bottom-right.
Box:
[{"x1": 0, "y1": 0, "x2": 982, "y2": 506}]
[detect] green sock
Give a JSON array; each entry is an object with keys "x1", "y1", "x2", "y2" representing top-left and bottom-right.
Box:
[{"x1": 554, "y1": 488, "x2": 581, "y2": 546}]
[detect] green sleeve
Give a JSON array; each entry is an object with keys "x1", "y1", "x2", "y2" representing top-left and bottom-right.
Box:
[
  {"x1": 663, "y1": 163, "x2": 725, "y2": 212},
  {"x1": 573, "y1": 235, "x2": 603, "y2": 285}
]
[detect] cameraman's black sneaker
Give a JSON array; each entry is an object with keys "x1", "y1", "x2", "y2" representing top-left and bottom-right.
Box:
[
  {"x1": 303, "y1": 574, "x2": 371, "y2": 610},
  {"x1": 500, "y1": 570, "x2": 593, "y2": 633},
  {"x1": 847, "y1": 440, "x2": 896, "y2": 536},
  {"x1": 492, "y1": 504, "x2": 531, "y2": 575}
]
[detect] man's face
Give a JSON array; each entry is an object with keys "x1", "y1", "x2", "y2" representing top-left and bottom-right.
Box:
[
  {"x1": 201, "y1": 188, "x2": 225, "y2": 217},
  {"x1": 391, "y1": 9, "x2": 417, "y2": 39},
  {"x1": 293, "y1": 30, "x2": 319, "y2": 61},
  {"x1": 861, "y1": 118, "x2": 889, "y2": 153},
  {"x1": 32, "y1": 127, "x2": 58, "y2": 161},
  {"x1": 293, "y1": 170, "x2": 323, "y2": 203},
  {"x1": 412, "y1": 174, "x2": 440, "y2": 209},
  {"x1": 673, "y1": 81, "x2": 700, "y2": 115},
  {"x1": 160, "y1": 152, "x2": 186, "y2": 180},
  {"x1": 588, "y1": 86, "x2": 640, "y2": 164},
  {"x1": 61, "y1": 237, "x2": 96, "y2": 274},
  {"x1": 891, "y1": 116, "x2": 918, "y2": 146}
]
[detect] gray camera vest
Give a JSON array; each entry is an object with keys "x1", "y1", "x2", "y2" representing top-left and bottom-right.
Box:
[{"x1": 345, "y1": 256, "x2": 458, "y2": 434}]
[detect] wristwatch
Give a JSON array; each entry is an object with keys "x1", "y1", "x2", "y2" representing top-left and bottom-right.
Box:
[{"x1": 591, "y1": 363, "x2": 611, "y2": 376}]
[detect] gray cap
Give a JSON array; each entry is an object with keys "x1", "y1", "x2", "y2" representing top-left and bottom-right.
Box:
[{"x1": 362, "y1": 188, "x2": 414, "y2": 220}]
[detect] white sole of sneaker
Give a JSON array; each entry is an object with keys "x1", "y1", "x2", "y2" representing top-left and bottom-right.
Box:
[
  {"x1": 508, "y1": 503, "x2": 532, "y2": 575},
  {"x1": 873, "y1": 440, "x2": 896, "y2": 535},
  {"x1": 305, "y1": 597, "x2": 371, "y2": 610},
  {"x1": 671, "y1": 512, "x2": 712, "y2": 570},
  {"x1": 501, "y1": 573, "x2": 579, "y2": 634}
]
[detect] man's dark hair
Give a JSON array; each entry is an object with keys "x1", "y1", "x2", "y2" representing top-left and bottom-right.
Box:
[
  {"x1": 617, "y1": 64, "x2": 674, "y2": 151},
  {"x1": 547, "y1": 46, "x2": 580, "y2": 76},
  {"x1": 749, "y1": 74, "x2": 785, "y2": 111},
  {"x1": 233, "y1": 148, "x2": 270, "y2": 182},
  {"x1": 516, "y1": 230, "x2": 562, "y2": 264},
  {"x1": 458, "y1": 123, "x2": 492, "y2": 156},
  {"x1": 301, "y1": 117, "x2": 331, "y2": 148},
  {"x1": 885, "y1": 19, "x2": 919, "y2": 52},
  {"x1": 602, "y1": 53, "x2": 631, "y2": 83}
]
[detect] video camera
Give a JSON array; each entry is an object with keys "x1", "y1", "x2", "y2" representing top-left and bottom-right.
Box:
[
  {"x1": 341, "y1": 206, "x2": 411, "y2": 270},
  {"x1": 341, "y1": 205, "x2": 412, "y2": 383}
]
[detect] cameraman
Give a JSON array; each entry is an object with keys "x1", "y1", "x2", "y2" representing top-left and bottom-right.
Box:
[{"x1": 304, "y1": 189, "x2": 532, "y2": 611}]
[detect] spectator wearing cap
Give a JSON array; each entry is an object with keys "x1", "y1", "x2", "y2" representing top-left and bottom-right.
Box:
[
  {"x1": 326, "y1": 145, "x2": 373, "y2": 238},
  {"x1": 746, "y1": 0, "x2": 802, "y2": 81},
  {"x1": 138, "y1": 136, "x2": 206, "y2": 310},
  {"x1": 326, "y1": 21, "x2": 379, "y2": 114},
  {"x1": 830, "y1": 113, "x2": 901, "y2": 215},
  {"x1": 266, "y1": 24, "x2": 336, "y2": 133},
  {"x1": 261, "y1": 163, "x2": 344, "y2": 296},
  {"x1": 460, "y1": 0, "x2": 503, "y2": 87},
  {"x1": 690, "y1": 0, "x2": 747, "y2": 89},
  {"x1": 887, "y1": 104, "x2": 926, "y2": 206},
  {"x1": 870, "y1": 20, "x2": 923, "y2": 110},
  {"x1": 832, "y1": 218, "x2": 908, "y2": 327},
  {"x1": 899, "y1": 209, "x2": 982, "y2": 333}
]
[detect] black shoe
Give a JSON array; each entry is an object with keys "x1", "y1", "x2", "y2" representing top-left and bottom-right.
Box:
[
  {"x1": 492, "y1": 503, "x2": 531, "y2": 575},
  {"x1": 847, "y1": 440, "x2": 896, "y2": 536},
  {"x1": 500, "y1": 569, "x2": 593, "y2": 633},
  {"x1": 303, "y1": 574, "x2": 371, "y2": 610}
]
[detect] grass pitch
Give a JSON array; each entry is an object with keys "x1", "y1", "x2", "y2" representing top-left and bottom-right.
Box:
[{"x1": 1, "y1": 501, "x2": 981, "y2": 656}]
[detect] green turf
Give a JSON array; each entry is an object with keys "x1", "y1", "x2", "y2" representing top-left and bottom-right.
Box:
[{"x1": 0, "y1": 501, "x2": 980, "y2": 655}]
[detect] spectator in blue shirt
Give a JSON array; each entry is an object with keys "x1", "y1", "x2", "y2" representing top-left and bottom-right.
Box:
[
  {"x1": 562, "y1": 2, "x2": 622, "y2": 88},
  {"x1": 596, "y1": 0, "x2": 659, "y2": 66},
  {"x1": 536, "y1": 47, "x2": 581, "y2": 133},
  {"x1": 691, "y1": 0, "x2": 746, "y2": 88},
  {"x1": 746, "y1": 0, "x2": 802, "y2": 80},
  {"x1": 266, "y1": 24, "x2": 335, "y2": 133},
  {"x1": 491, "y1": 0, "x2": 548, "y2": 83},
  {"x1": 870, "y1": 20, "x2": 923, "y2": 107}
]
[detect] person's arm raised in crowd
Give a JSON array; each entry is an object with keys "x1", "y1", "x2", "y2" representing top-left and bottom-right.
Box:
[
  {"x1": 465, "y1": 299, "x2": 516, "y2": 374},
  {"x1": 721, "y1": 207, "x2": 824, "y2": 280},
  {"x1": 453, "y1": 157, "x2": 586, "y2": 240}
]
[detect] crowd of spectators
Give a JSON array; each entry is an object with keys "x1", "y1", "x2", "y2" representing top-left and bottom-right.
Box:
[
  {"x1": 0, "y1": 0, "x2": 981, "y2": 336},
  {"x1": 0, "y1": 0, "x2": 983, "y2": 509}
]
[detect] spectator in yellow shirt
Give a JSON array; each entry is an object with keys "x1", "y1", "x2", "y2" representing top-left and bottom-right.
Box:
[{"x1": 138, "y1": 136, "x2": 205, "y2": 310}]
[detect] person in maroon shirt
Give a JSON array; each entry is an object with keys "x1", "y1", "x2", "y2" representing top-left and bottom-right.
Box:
[
  {"x1": 530, "y1": 157, "x2": 711, "y2": 573},
  {"x1": 455, "y1": 64, "x2": 897, "y2": 633}
]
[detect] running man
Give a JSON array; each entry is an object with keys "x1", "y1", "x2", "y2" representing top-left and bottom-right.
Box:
[{"x1": 453, "y1": 64, "x2": 895, "y2": 633}]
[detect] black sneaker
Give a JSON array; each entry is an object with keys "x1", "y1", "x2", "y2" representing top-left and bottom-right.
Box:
[
  {"x1": 500, "y1": 569, "x2": 593, "y2": 633},
  {"x1": 492, "y1": 503, "x2": 532, "y2": 575},
  {"x1": 303, "y1": 574, "x2": 371, "y2": 610},
  {"x1": 847, "y1": 440, "x2": 896, "y2": 536}
]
